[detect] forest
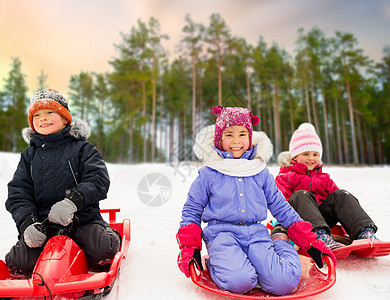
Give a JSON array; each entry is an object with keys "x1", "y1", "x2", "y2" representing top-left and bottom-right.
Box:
[{"x1": 1, "y1": 13, "x2": 390, "y2": 164}]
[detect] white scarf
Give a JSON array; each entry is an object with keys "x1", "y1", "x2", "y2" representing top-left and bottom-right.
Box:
[
  {"x1": 193, "y1": 125, "x2": 274, "y2": 177},
  {"x1": 204, "y1": 158, "x2": 266, "y2": 177}
]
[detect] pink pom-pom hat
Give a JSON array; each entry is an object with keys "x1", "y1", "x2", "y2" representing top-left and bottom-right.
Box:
[
  {"x1": 289, "y1": 123, "x2": 322, "y2": 159},
  {"x1": 212, "y1": 105, "x2": 260, "y2": 150}
]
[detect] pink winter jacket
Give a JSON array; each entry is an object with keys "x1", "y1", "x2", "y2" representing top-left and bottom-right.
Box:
[{"x1": 275, "y1": 160, "x2": 339, "y2": 205}]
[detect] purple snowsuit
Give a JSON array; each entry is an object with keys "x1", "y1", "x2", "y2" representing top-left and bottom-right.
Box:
[{"x1": 180, "y1": 126, "x2": 303, "y2": 295}]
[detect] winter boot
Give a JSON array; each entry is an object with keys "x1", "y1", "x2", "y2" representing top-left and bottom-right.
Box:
[
  {"x1": 271, "y1": 224, "x2": 289, "y2": 242},
  {"x1": 313, "y1": 227, "x2": 344, "y2": 250},
  {"x1": 357, "y1": 226, "x2": 378, "y2": 240},
  {"x1": 202, "y1": 255, "x2": 210, "y2": 270}
]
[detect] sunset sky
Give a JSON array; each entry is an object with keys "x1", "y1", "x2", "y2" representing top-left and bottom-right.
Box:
[{"x1": 1, "y1": 0, "x2": 390, "y2": 97}]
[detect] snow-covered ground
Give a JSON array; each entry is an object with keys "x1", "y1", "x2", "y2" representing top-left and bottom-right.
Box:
[{"x1": 0, "y1": 151, "x2": 389, "y2": 299}]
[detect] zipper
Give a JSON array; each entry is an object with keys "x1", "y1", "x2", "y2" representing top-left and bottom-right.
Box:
[
  {"x1": 68, "y1": 160, "x2": 79, "y2": 185},
  {"x1": 306, "y1": 170, "x2": 313, "y2": 193}
]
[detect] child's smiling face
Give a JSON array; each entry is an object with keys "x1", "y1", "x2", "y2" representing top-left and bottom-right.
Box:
[
  {"x1": 32, "y1": 109, "x2": 68, "y2": 135},
  {"x1": 221, "y1": 126, "x2": 250, "y2": 158},
  {"x1": 293, "y1": 151, "x2": 320, "y2": 170}
]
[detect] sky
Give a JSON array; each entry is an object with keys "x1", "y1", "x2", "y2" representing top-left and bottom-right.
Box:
[{"x1": 1, "y1": 0, "x2": 390, "y2": 98}]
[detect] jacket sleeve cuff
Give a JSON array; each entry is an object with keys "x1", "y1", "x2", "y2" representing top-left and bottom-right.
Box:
[
  {"x1": 18, "y1": 215, "x2": 39, "y2": 235},
  {"x1": 65, "y1": 189, "x2": 84, "y2": 210}
]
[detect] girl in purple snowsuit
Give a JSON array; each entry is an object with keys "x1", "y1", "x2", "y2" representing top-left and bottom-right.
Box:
[{"x1": 176, "y1": 106, "x2": 336, "y2": 296}]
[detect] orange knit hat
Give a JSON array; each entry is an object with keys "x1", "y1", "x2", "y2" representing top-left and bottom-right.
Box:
[{"x1": 28, "y1": 88, "x2": 72, "y2": 131}]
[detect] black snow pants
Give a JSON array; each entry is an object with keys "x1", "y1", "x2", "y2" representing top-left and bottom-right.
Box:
[
  {"x1": 5, "y1": 222, "x2": 121, "y2": 276},
  {"x1": 288, "y1": 189, "x2": 377, "y2": 240}
]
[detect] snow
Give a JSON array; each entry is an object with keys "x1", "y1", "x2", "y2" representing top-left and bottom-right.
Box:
[{"x1": 0, "y1": 151, "x2": 390, "y2": 299}]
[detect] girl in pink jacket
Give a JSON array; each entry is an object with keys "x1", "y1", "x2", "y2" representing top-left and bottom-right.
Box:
[{"x1": 275, "y1": 123, "x2": 378, "y2": 250}]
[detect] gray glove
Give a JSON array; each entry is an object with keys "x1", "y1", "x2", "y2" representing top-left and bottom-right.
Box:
[
  {"x1": 24, "y1": 223, "x2": 47, "y2": 248},
  {"x1": 48, "y1": 198, "x2": 77, "y2": 226}
]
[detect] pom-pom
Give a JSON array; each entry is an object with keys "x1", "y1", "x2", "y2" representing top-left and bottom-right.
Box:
[
  {"x1": 211, "y1": 105, "x2": 223, "y2": 115},
  {"x1": 47, "y1": 88, "x2": 60, "y2": 94},
  {"x1": 298, "y1": 123, "x2": 316, "y2": 132},
  {"x1": 252, "y1": 115, "x2": 260, "y2": 126}
]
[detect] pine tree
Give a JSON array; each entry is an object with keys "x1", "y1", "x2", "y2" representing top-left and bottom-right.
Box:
[
  {"x1": 205, "y1": 13, "x2": 231, "y2": 106},
  {"x1": 181, "y1": 14, "x2": 205, "y2": 152},
  {"x1": 2, "y1": 57, "x2": 28, "y2": 152}
]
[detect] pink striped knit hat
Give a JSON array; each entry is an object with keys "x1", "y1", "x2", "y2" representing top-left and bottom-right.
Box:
[
  {"x1": 289, "y1": 123, "x2": 322, "y2": 159},
  {"x1": 212, "y1": 105, "x2": 260, "y2": 150}
]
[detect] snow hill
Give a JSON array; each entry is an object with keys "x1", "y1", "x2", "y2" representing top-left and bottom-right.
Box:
[{"x1": 0, "y1": 151, "x2": 389, "y2": 299}]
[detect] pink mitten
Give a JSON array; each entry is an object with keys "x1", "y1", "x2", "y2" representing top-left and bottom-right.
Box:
[{"x1": 176, "y1": 223, "x2": 203, "y2": 277}]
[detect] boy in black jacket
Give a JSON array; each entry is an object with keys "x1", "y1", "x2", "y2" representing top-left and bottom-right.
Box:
[{"x1": 5, "y1": 89, "x2": 120, "y2": 276}]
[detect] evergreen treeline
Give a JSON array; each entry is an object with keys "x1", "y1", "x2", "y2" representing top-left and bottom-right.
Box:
[{"x1": 1, "y1": 14, "x2": 390, "y2": 164}]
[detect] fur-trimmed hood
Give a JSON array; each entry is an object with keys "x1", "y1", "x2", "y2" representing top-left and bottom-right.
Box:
[
  {"x1": 277, "y1": 151, "x2": 293, "y2": 167},
  {"x1": 193, "y1": 125, "x2": 273, "y2": 163},
  {"x1": 22, "y1": 119, "x2": 91, "y2": 144}
]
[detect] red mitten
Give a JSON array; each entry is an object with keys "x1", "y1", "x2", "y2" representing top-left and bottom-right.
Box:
[
  {"x1": 306, "y1": 239, "x2": 337, "y2": 268},
  {"x1": 177, "y1": 248, "x2": 203, "y2": 277},
  {"x1": 176, "y1": 223, "x2": 203, "y2": 277},
  {"x1": 287, "y1": 221, "x2": 337, "y2": 268}
]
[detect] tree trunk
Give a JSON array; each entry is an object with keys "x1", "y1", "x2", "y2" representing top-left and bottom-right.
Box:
[
  {"x1": 320, "y1": 81, "x2": 330, "y2": 163},
  {"x1": 345, "y1": 79, "x2": 358, "y2": 164},
  {"x1": 191, "y1": 54, "x2": 197, "y2": 160},
  {"x1": 246, "y1": 70, "x2": 251, "y2": 109},
  {"x1": 255, "y1": 90, "x2": 260, "y2": 131},
  {"x1": 142, "y1": 79, "x2": 147, "y2": 162},
  {"x1": 169, "y1": 113, "x2": 175, "y2": 162},
  {"x1": 303, "y1": 72, "x2": 311, "y2": 123},
  {"x1": 309, "y1": 73, "x2": 320, "y2": 134},
  {"x1": 355, "y1": 111, "x2": 365, "y2": 164},
  {"x1": 217, "y1": 42, "x2": 223, "y2": 106},
  {"x1": 159, "y1": 85, "x2": 164, "y2": 162},
  {"x1": 2, "y1": 119, "x2": 9, "y2": 151},
  {"x1": 97, "y1": 96, "x2": 105, "y2": 153},
  {"x1": 364, "y1": 122, "x2": 374, "y2": 164},
  {"x1": 197, "y1": 74, "x2": 204, "y2": 131},
  {"x1": 287, "y1": 87, "x2": 294, "y2": 134},
  {"x1": 151, "y1": 56, "x2": 157, "y2": 162},
  {"x1": 272, "y1": 82, "x2": 281, "y2": 156},
  {"x1": 183, "y1": 113, "x2": 187, "y2": 160},
  {"x1": 376, "y1": 131, "x2": 384, "y2": 164},
  {"x1": 334, "y1": 96, "x2": 343, "y2": 164},
  {"x1": 261, "y1": 86, "x2": 267, "y2": 132},
  {"x1": 341, "y1": 107, "x2": 349, "y2": 163},
  {"x1": 128, "y1": 80, "x2": 136, "y2": 163},
  {"x1": 326, "y1": 103, "x2": 334, "y2": 163},
  {"x1": 266, "y1": 85, "x2": 273, "y2": 141},
  {"x1": 165, "y1": 113, "x2": 169, "y2": 161}
]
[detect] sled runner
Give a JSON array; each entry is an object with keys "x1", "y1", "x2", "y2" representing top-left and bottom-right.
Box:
[
  {"x1": 190, "y1": 254, "x2": 336, "y2": 299},
  {"x1": 0, "y1": 208, "x2": 130, "y2": 299}
]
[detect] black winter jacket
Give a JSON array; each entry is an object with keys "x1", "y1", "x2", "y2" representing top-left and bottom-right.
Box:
[{"x1": 6, "y1": 120, "x2": 110, "y2": 234}]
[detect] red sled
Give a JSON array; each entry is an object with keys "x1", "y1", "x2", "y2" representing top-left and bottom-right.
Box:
[
  {"x1": 0, "y1": 208, "x2": 130, "y2": 299},
  {"x1": 329, "y1": 224, "x2": 390, "y2": 259},
  {"x1": 190, "y1": 255, "x2": 336, "y2": 299}
]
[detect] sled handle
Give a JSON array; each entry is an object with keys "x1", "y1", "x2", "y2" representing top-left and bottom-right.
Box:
[
  {"x1": 100, "y1": 208, "x2": 120, "y2": 223},
  {"x1": 322, "y1": 254, "x2": 337, "y2": 282},
  {"x1": 190, "y1": 261, "x2": 201, "y2": 281},
  {"x1": 37, "y1": 216, "x2": 79, "y2": 238}
]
